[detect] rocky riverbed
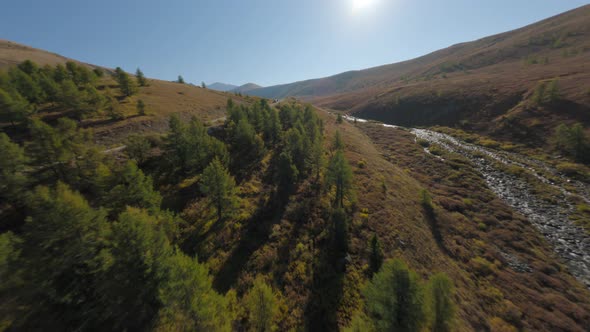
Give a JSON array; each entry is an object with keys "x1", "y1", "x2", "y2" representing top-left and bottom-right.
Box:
[{"x1": 346, "y1": 115, "x2": 590, "y2": 288}]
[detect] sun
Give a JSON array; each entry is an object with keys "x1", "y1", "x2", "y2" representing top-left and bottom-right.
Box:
[{"x1": 352, "y1": 0, "x2": 377, "y2": 11}]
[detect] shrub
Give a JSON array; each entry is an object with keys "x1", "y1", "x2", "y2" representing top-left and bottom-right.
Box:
[
  {"x1": 556, "y1": 162, "x2": 588, "y2": 178},
  {"x1": 417, "y1": 139, "x2": 430, "y2": 147}
]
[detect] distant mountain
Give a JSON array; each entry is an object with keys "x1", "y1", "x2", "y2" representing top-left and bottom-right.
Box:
[
  {"x1": 247, "y1": 4, "x2": 590, "y2": 138},
  {"x1": 208, "y1": 82, "x2": 238, "y2": 92},
  {"x1": 231, "y1": 83, "x2": 262, "y2": 94}
]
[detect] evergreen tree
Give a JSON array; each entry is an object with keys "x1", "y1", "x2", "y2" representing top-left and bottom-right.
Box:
[
  {"x1": 115, "y1": 67, "x2": 138, "y2": 97},
  {"x1": 126, "y1": 134, "x2": 151, "y2": 164},
  {"x1": 99, "y1": 207, "x2": 172, "y2": 330},
  {"x1": 363, "y1": 259, "x2": 426, "y2": 332},
  {"x1": 136, "y1": 68, "x2": 148, "y2": 87},
  {"x1": 369, "y1": 234, "x2": 384, "y2": 276},
  {"x1": 137, "y1": 99, "x2": 147, "y2": 115},
  {"x1": 156, "y1": 252, "x2": 232, "y2": 331},
  {"x1": 326, "y1": 150, "x2": 353, "y2": 208},
  {"x1": 177, "y1": 75, "x2": 185, "y2": 84},
  {"x1": 427, "y1": 273, "x2": 455, "y2": 332},
  {"x1": 0, "y1": 87, "x2": 32, "y2": 125},
  {"x1": 57, "y1": 79, "x2": 84, "y2": 111},
  {"x1": 8, "y1": 67, "x2": 44, "y2": 103},
  {"x1": 201, "y1": 81, "x2": 207, "y2": 88},
  {"x1": 333, "y1": 130, "x2": 344, "y2": 152},
  {"x1": 244, "y1": 277, "x2": 279, "y2": 332},
  {"x1": 230, "y1": 119, "x2": 265, "y2": 170},
  {"x1": 106, "y1": 161, "x2": 162, "y2": 215},
  {"x1": 277, "y1": 151, "x2": 299, "y2": 196},
  {"x1": 200, "y1": 158, "x2": 238, "y2": 222},
  {"x1": 0, "y1": 133, "x2": 28, "y2": 203},
  {"x1": 19, "y1": 183, "x2": 110, "y2": 330}
]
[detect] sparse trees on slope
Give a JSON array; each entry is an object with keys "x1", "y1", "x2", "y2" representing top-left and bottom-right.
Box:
[
  {"x1": 363, "y1": 259, "x2": 426, "y2": 332},
  {"x1": 136, "y1": 68, "x2": 148, "y2": 87},
  {"x1": 200, "y1": 158, "x2": 238, "y2": 222},
  {"x1": 115, "y1": 67, "x2": 138, "y2": 97},
  {"x1": 137, "y1": 98, "x2": 146, "y2": 115},
  {"x1": 244, "y1": 277, "x2": 279, "y2": 332},
  {"x1": 326, "y1": 150, "x2": 353, "y2": 208}
]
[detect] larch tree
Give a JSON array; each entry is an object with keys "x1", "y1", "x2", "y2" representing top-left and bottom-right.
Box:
[{"x1": 200, "y1": 158, "x2": 238, "y2": 222}]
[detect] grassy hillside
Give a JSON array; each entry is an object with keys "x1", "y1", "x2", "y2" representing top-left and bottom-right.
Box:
[{"x1": 248, "y1": 5, "x2": 590, "y2": 147}]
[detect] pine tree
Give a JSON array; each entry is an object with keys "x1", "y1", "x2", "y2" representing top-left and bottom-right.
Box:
[
  {"x1": 19, "y1": 183, "x2": 110, "y2": 329},
  {"x1": 428, "y1": 273, "x2": 455, "y2": 332},
  {"x1": 137, "y1": 99, "x2": 147, "y2": 115},
  {"x1": 115, "y1": 67, "x2": 138, "y2": 97},
  {"x1": 106, "y1": 161, "x2": 162, "y2": 215},
  {"x1": 244, "y1": 277, "x2": 279, "y2": 332},
  {"x1": 0, "y1": 133, "x2": 28, "y2": 203},
  {"x1": 363, "y1": 259, "x2": 426, "y2": 332},
  {"x1": 369, "y1": 234, "x2": 384, "y2": 276},
  {"x1": 326, "y1": 150, "x2": 353, "y2": 208},
  {"x1": 200, "y1": 158, "x2": 238, "y2": 222},
  {"x1": 0, "y1": 87, "x2": 32, "y2": 125},
  {"x1": 136, "y1": 68, "x2": 148, "y2": 87},
  {"x1": 177, "y1": 75, "x2": 185, "y2": 84}
]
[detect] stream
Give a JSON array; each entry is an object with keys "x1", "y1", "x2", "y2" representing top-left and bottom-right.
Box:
[{"x1": 345, "y1": 115, "x2": 590, "y2": 288}]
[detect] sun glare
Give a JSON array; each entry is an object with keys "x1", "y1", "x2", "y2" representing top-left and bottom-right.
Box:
[{"x1": 352, "y1": 0, "x2": 376, "y2": 11}]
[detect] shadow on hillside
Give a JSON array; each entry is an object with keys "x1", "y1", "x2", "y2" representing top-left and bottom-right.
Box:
[
  {"x1": 212, "y1": 194, "x2": 288, "y2": 293},
  {"x1": 305, "y1": 233, "x2": 346, "y2": 331},
  {"x1": 424, "y1": 207, "x2": 450, "y2": 256}
]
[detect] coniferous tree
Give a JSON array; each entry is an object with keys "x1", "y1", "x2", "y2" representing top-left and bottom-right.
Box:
[
  {"x1": 137, "y1": 99, "x2": 147, "y2": 115},
  {"x1": 363, "y1": 259, "x2": 426, "y2": 332},
  {"x1": 326, "y1": 150, "x2": 353, "y2": 208},
  {"x1": 106, "y1": 161, "x2": 162, "y2": 215},
  {"x1": 243, "y1": 277, "x2": 279, "y2": 332},
  {"x1": 126, "y1": 134, "x2": 151, "y2": 164},
  {"x1": 19, "y1": 183, "x2": 110, "y2": 330},
  {"x1": 369, "y1": 234, "x2": 384, "y2": 276},
  {"x1": 427, "y1": 273, "x2": 455, "y2": 332},
  {"x1": 0, "y1": 88, "x2": 32, "y2": 125},
  {"x1": 177, "y1": 75, "x2": 185, "y2": 84},
  {"x1": 115, "y1": 67, "x2": 138, "y2": 97},
  {"x1": 136, "y1": 68, "x2": 148, "y2": 87},
  {"x1": 200, "y1": 158, "x2": 238, "y2": 222},
  {"x1": 0, "y1": 133, "x2": 28, "y2": 203}
]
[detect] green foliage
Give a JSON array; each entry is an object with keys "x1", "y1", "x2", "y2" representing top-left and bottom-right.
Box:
[
  {"x1": 106, "y1": 161, "x2": 162, "y2": 215},
  {"x1": 156, "y1": 252, "x2": 233, "y2": 331},
  {"x1": 554, "y1": 123, "x2": 589, "y2": 163},
  {"x1": 7, "y1": 66, "x2": 44, "y2": 103},
  {"x1": 344, "y1": 312, "x2": 375, "y2": 332},
  {"x1": 363, "y1": 259, "x2": 426, "y2": 332},
  {"x1": 177, "y1": 75, "x2": 185, "y2": 84},
  {"x1": 165, "y1": 114, "x2": 229, "y2": 176},
  {"x1": 326, "y1": 150, "x2": 354, "y2": 208},
  {"x1": 200, "y1": 158, "x2": 238, "y2": 222},
  {"x1": 420, "y1": 189, "x2": 434, "y2": 214},
  {"x1": 243, "y1": 277, "x2": 279, "y2": 332},
  {"x1": 136, "y1": 68, "x2": 148, "y2": 86},
  {"x1": 337, "y1": 113, "x2": 344, "y2": 124},
  {"x1": 532, "y1": 79, "x2": 560, "y2": 105},
  {"x1": 27, "y1": 118, "x2": 92, "y2": 181},
  {"x1": 333, "y1": 130, "x2": 345, "y2": 151},
  {"x1": 137, "y1": 98, "x2": 147, "y2": 115},
  {"x1": 99, "y1": 207, "x2": 173, "y2": 330},
  {"x1": 126, "y1": 134, "x2": 151, "y2": 163},
  {"x1": 0, "y1": 133, "x2": 28, "y2": 203},
  {"x1": 115, "y1": 67, "x2": 138, "y2": 97},
  {"x1": 230, "y1": 119, "x2": 266, "y2": 167},
  {"x1": 19, "y1": 183, "x2": 110, "y2": 329},
  {"x1": 0, "y1": 87, "x2": 32, "y2": 125},
  {"x1": 427, "y1": 273, "x2": 455, "y2": 332},
  {"x1": 369, "y1": 234, "x2": 384, "y2": 276}
]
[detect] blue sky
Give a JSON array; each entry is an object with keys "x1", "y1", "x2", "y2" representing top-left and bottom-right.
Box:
[{"x1": 2, "y1": 0, "x2": 587, "y2": 86}]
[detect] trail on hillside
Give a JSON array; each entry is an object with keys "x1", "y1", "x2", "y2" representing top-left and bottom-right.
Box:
[{"x1": 346, "y1": 115, "x2": 590, "y2": 288}]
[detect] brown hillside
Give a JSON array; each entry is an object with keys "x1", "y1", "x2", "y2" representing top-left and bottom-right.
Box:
[{"x1": 249, "y1": 5, "x2": 590, "y2": 144}]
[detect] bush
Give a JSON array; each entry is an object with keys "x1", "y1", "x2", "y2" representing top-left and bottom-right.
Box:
[
  {"x1": 556, "y1": 162, "x2": 588, "y2": 178},
  {"x1": 417, "y1": 139, "x2": 430, "y2": 147}
]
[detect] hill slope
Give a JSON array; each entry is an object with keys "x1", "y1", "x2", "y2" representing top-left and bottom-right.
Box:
[
  {"x1": 248, "y1": 5, "x2": 590, "y2": 142},
  {"x1": 231, "y1": 83, "x2": 262, "y2": 94},
  {"x1": 208, "y1": 82, "x2": 238, "y2": 91}
]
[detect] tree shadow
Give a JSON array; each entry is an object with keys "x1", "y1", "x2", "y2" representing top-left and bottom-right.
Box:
[
  {"x1": 212, "y1": 194, "x2": 288, "y2": 293},
  {"x1": 423, "y1": 207, "x2": 450, "y2": 256},
  {"x1": 305, "y1": 233, "x2": 346, "y2": 331}
]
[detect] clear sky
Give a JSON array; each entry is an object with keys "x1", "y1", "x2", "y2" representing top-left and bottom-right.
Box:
[{"x1": 2, "y1": 0, "x2": 587, "y2": 86}]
